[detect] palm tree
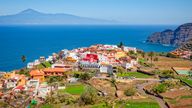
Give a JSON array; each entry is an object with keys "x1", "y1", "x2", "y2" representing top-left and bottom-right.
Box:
[
  {"x1": 21, "y1": 55, "x2": 26, "y2": 63},
  {"x1": 117, "y1": 42, "x2": 124, "y2": 49},
  {"x1": 148, "y1": 52, "x2": 154, "y2": 67},
  {"x1": 141, "y1": 52, "x2": 145, "y2": 58}
]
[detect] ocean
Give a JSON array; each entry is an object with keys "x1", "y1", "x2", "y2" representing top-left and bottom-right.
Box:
[{"x1": 0, "y1": 25, "x2": 177, "y2": 71}]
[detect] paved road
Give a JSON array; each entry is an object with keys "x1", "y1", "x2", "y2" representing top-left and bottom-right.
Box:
[{"x1": 136, "y1": 82, "x2": 168, "y2": 108}]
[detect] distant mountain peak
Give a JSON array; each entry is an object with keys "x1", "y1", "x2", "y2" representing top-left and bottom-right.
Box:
[
  {"x1": 0, "y1": 9, "x2": 118, "y2": 25},
  {"x1": 18, "y1": 9, "x2": 42, "y2": 15}
]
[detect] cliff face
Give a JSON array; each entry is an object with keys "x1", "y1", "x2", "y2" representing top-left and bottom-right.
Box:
[
  {"x1": 178, "y1": 39, "x2": 192, "y2": 51},
  {"x1": 146, "y1": 23, "x2": 192, "y2": 46}
]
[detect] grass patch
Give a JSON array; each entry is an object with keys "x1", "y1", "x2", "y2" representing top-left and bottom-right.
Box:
[
  {"x1": 181, "y1": 78, "x2": 192, "y2": 86},
  {"x1": 43, "y1": 61, "x2": 51, "y2": 67},
  {"x1": 40, "y1": 104, "x2": 53, "y2": 108},
  {"x1": 91, "y1": 103, "x2": 108, "y2": 108},
  {"x1": 115, "y1": 99, "x2": 160, "y2": 108},
  {"x1": 36, "y1": 61, "x2": 51, "y2": 69},
  {"x1": 124, "y1": 102, "x2": 160, "y2": 108},
  {"x1": 40, "y1": 104, "x2": 63, "y2": 108},
  {"x1": 180, "y1": 95, "x2": 192, "y2": 99},
  {"x1": 58, "y1": 83, "x2": 85, "y2": 95},
  {"x1": 117, "y1": 72, "x2": 152, "y2": 78}
]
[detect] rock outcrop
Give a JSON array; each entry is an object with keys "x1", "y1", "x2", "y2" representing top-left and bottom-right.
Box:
[
  {"x1": 146, "y1": 23, "x2": 192, "y2": 46},
  {"x1": 178, "y1": 39, "x2": 192, "y2": 51}
]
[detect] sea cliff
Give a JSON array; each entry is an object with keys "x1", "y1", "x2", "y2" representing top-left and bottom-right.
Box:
[{"x1": 146, "y1": 23, "x2": 192, "y2": 46}]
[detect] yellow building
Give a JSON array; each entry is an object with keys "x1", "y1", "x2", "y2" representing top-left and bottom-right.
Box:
[
  {"x1": 3, "y1": 71, "x2": 16, "y2": 79},
  {"x1": 115, "y1": 51, "x2": 126, "y2": 59},
  {"x1": 66, "y1": 57, "x2": 77, "y2": 63},
  {"x1": 17, "y1": 75, "x2": 27, "y2": 86}
]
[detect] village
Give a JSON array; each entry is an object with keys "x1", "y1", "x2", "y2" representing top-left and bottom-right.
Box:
[{"x1": 0, "y1": 44, "x2": 192, "y2": 108}]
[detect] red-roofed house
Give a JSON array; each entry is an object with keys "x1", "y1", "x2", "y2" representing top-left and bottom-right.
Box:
[{"x1": 82, "y1": 54, "x2": 98, "y2": 63}]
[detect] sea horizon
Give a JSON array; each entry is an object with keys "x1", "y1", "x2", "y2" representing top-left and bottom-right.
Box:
[{"x1": 0, "y1": 25, "x2": 177, "y2": 71}]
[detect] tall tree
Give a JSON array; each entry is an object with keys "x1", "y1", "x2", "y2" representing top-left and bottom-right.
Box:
[
  {"x1": 21, "y1": 55, "x2": 26, "y2": 63},
  {"x1": 141, "y1": 52, "x2": 146, "y2": 58},
  {"x1": 117, "y1": 42, "x2": 124, "y2": 48}
]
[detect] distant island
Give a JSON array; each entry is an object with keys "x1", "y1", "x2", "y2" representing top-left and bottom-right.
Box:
[
  {"x1": 0, "y1": 9, "x2": 118, "y2": 25},
  {"x1": 146, "y1": 23, "x2": 192, "y2": 46}
]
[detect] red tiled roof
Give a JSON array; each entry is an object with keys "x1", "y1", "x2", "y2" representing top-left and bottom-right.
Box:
[{"x1": 15, "y1": 85, "x2": 25, "y2": 90}]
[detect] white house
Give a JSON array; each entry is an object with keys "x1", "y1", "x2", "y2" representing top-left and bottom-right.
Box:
[
  {"x1": 34, "y1": 59, "x2": 40, "y2": 65},
  {"x1": 27, "y1": 62, "x2": 34, "y2": 69},
  {"x1": 46, "y1": 56, "x2": 53, "y2": 62},
  {"x1": 100, "y1": 65, "x2": 113, "y2": 75},
  {"x1": 123, "y1": 47, "x2": 137, "y2": 53},
  {"x1": 5, "y1": 79, "x2": 17, "y2": 89},
  {"x1": 122, "y1": 59, "x2": 137, "y2": 69}
]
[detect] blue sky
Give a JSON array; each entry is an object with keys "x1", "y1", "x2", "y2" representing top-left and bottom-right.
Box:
[{"x1": 0, "y1": 0, "x2": 192, "y2": 25}]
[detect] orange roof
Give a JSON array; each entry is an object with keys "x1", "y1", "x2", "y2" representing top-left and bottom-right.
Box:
[
  {"x1": 43, "y1": 68, "x2": 65, "y2": 73},
  {"x1": 30, "y1": 70, "x2": 44, "y2": 76}
]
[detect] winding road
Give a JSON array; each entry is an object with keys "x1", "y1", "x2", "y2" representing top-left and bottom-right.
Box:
[{"x1": 136, "y1": 81, "x2": 168, "y2": 108}]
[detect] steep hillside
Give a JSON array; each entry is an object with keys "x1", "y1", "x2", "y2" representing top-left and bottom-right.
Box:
[{"x1": 146, "y1": 23, "x2": 192, "y2": 46}]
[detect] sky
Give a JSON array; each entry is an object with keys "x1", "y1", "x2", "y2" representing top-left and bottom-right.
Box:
[{"x1": 0, "y1": 0, "x2": 192, "y2": 25}]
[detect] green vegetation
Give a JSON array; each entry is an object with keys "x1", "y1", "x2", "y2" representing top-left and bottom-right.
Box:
[
  {"x1": 124, "y1": 88, "x2": 136, "y2": 96},
  {"x1": 117, "y1": 41, "x2": 124, "y2": 48},
  {"x1": 138, "y1": 58, "x2": 146, "y2": 64},
  {"x1": 43, "y1": 61, "x2": 52, "y2": 67},
  {"x1": 58, "y1": 83, "x2": 85, "y2": 95},
  {"x1": 152, "y1": 79, "x2": 182, "y2": 93},
  {"x1": 124, "y1": 102, "x2": 160, "y2": 108},
  {"x1": 45, "y1": 92, "x2": 76, "y2": 105},
  {"x1": 91, "y1": 103, "x2": 109, "y2": 108},
  {"x1": 46, "y1": 76, "x2": 67, "y2": 84},
  {"x1": 117, "y1": 72, "x2": 152, "y2": 78},
  {"x1": 152, "y1": 83, "x2": 167, "y2": 93},
  {"x1": 115, "y1": 99, "x2": 160, "y2": 108},
  {"x1": 40, "y1": 104, "x2": 53, "y2": 108},
  {"x1": 21, "y1": 55, "x2": 26, "y2": 63},
  {"x1": 180, "y1": 77, "x2": 192, "y2": 87},
  {"x1": 79, "y1": 86, "x2": 98, "y2": 105},
  {"x1": 37, "y1": 61, "x2": 52, "y2": 69},
  {"x1": 148, "y1": 51, "x2": 155, "y2": 67},
  {"x1": 18, "y1": 68, "x2": 30, "y2": 76},
  {"x1": 155, "y1": 70, "x2": 175, "y2": 78},
  {"x1": 79, "y1": 72, "x2": 91, "y2": 81},
  {"x1": 180, "y1": 95, "x2": 192, "y2": 99}
]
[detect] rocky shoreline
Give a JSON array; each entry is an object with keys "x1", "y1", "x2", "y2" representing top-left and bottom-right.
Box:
[{"x1": 146, "y1": 23, "x2": 192, "y2": 46}]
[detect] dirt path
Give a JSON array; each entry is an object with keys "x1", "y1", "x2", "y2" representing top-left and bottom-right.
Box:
[{"x1": 136, "y1": 82, "x2": 168, "y2": 108}]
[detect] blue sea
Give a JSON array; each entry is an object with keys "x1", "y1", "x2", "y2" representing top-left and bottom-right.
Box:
[{"x1": 0, "y1": 25, "x2": 177, "y2": 71}]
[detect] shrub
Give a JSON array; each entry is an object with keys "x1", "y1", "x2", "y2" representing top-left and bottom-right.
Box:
[
  {"x1": 79, "y1": 86, "x2": 97, "y2": 105},
  {"x1": 80, "y1": 73, "x2": 91, "y2": 81},
  {"x1": 73, "y1": 72, "x2": 80, "y2": 78},
  {"x1": 190, "y1": 55, "x2": 192, "y2": 60},
  {"x1": 161, "y1": 70, "x2": 174, "y2": 78},
  {"x1": 152, "y1": 83, "x2": 167, "y2": 93},
  {"x1": 18, "y1": 68, "x2": 30, "y2": 76},
  {"x1": 124, "y1": 88, "x2": 136, "y2": 96}
]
